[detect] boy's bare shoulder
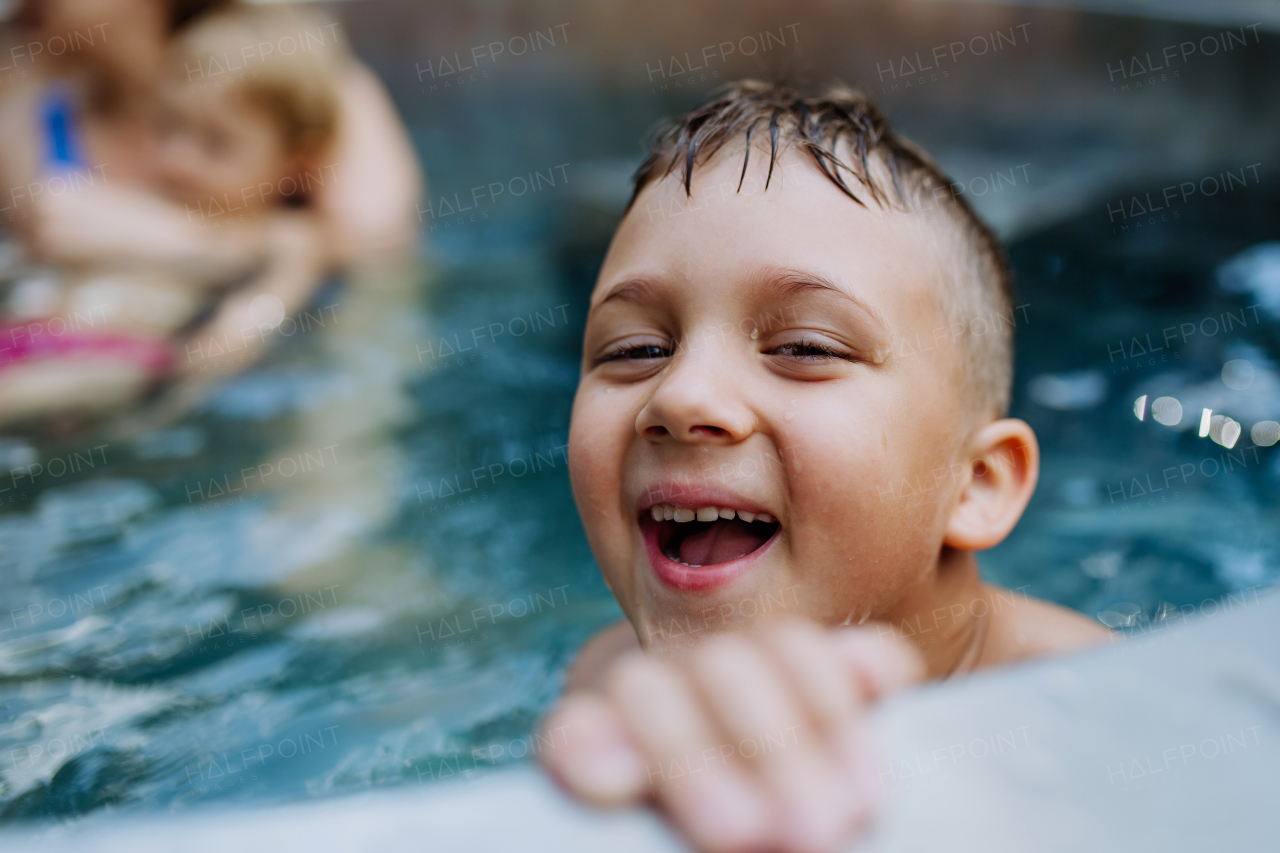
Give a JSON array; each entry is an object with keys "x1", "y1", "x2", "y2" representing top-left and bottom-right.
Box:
[
  {"x1": 565, "y1": 619, "x2": 640, "y2": 692},
  {"x1": 982, "y1": 586, "x2": 1113, "y2": 665}
]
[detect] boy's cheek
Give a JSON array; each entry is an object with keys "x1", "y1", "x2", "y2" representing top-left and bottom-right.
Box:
[
  {"x1": 782, "y1": 421, "x2": 894, "y2": 504},
  {"x1": 783, "y1": 439, "x2": 947, "y2": 585},
  {"x1": 783, "y1": 512, "x2": 943, "y2": 624},
  {"x1": 567, "y1": 423, "x2": 632, "y2": 560}
]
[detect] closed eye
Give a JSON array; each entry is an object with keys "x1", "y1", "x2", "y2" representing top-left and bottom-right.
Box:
[
  {"x1": 766, "y1": 341, "x2": 855, "y2": 361},
  {"x1": 597, "y1": 343, "x2": 673, "y2": 364}
]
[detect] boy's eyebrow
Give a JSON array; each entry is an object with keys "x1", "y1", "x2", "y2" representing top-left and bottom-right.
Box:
[
  {"x1": 763, "y1": 267, "x2": 890, "y2": 335},
  {"x1": 593, "y1": 270, "x2": 890, "y2": 335},
  {"x1": 596, "y1": 278, "x2": 660, "y2": 308}
]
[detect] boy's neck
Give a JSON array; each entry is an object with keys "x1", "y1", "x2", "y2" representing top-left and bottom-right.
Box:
[{"x1": 884, "y1": 547, "x2": 992, "y2": 679}]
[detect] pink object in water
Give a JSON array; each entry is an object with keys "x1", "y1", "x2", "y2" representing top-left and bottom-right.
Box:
[{"x1": 0, "y1": 318, "x2": 174, "y2": 376}]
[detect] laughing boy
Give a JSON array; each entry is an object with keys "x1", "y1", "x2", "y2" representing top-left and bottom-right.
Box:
[{"x1": 540, "y1": 81, "x2": 1109, "y2": 853}]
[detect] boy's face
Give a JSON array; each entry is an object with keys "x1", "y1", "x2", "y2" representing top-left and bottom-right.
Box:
[
  {"x1": 155, "y1": 83, "x2": 297, "y2": 212},
  {"x1": 570, "y1": 147, "x2": 977, "y2": 655}
]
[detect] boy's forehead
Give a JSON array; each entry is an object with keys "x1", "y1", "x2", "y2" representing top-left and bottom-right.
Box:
[{"x1": 593, "y1": 146, "x2": 942, "y2": 313}]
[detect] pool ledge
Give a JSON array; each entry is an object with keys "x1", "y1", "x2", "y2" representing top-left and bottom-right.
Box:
[{"x1": 5, "y1": 593, "x2": 1278, "y2": 852}]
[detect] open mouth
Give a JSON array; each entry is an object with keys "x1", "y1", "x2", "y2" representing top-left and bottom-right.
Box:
[{"x1": 646, "y1": 503, "x2": 781, "y2": 568}]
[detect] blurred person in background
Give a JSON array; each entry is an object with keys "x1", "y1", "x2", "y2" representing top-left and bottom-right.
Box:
[
  {"x1": 0, "y1": 4, "x2": 344, "y2": 428},
  {"x1": 0, "y1": 0, "x2": 422, "y2": 429}
]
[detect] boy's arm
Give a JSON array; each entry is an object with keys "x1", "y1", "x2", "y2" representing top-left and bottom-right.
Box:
[{"x1": 540, "y1": 620, "x2": 922, "y2": 853}]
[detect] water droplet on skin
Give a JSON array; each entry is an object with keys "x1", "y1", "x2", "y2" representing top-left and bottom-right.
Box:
[
  {"x1": 750, "y1": 328, "x2": 759, "y2": 340},
  {"x1": 784, "y1": 411, "x2": 795, "y2": 421}
]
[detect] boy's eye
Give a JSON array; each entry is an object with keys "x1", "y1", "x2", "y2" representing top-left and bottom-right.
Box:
[
  {"x1": 767, "y1": 340, "x2": 853, "y2": 361},
  {"x1": 598, "y1": 342, "x2": 672, "y2": 363}
]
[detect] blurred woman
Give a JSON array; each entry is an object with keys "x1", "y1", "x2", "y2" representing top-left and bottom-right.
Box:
[
  {"x1": 0, "y1": 4, "x2": 355, "y2": 427},
  {"x1": 0, "y1": 0, "x2": 422, "y2": 397},
  {"x1": 2, "y1": 0, "x2": 421, "y2": 258}
]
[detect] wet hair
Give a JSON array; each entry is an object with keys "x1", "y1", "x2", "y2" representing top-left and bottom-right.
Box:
[
  {"x1": 170, "y1": 4, "x2": 348, "y2": 154},
  {"x1": 12, "y1": 0, "x2": 234, "y2": 35},
  {"x1": 628, "y1": 80, "x2": 1015, "y2": 419},
  {"x1": 170, "y1": 0, "x2": 238, "y2": 33}
]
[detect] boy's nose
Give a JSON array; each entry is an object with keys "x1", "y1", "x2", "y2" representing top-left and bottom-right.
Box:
[{"x1": 635, "y1": 351, "x2": 754, "y2": 445}]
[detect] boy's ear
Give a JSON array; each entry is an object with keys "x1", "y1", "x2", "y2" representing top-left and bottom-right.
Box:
[{"x1": 943, "y1": 418, "x2": 1039, "y2": 551}]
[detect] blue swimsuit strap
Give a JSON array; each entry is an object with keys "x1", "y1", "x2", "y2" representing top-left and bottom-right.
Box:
[{"x1": 39, "y1": 83, "x2": 87, "y2": 172}]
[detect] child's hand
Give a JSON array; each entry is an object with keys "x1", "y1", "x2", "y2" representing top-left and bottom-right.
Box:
[{"x1": 539, "y1": 620, "x2": 923, "y2": 853}]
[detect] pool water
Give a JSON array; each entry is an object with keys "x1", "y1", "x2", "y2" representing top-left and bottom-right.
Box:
[
  {"x1": 0, "y1": 256, "x2": 617, "y2": 817},
  {"x1": 988, "y1": 189, "x2": 1280, "y2": 627},
  {"x1": 2, "y1": 0, "x2": 1279, "y2": 827}
]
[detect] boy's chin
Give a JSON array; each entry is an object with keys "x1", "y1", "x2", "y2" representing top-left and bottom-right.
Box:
[
  {"x1": 634, "y1": 603, "x2": 778, "y2": 659},
  {"x1": 627, "y1": 550, "x2": 804, "y2": 652}
]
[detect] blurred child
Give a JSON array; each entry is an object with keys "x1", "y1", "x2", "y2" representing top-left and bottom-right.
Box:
[{"x1": 0, "y1": 5, "x2": 344, "y2": 429}]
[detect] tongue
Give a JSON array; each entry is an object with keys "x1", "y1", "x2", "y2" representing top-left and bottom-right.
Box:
[{"x1": 678, "y1": 519, "x2": 768, "y2": 566}]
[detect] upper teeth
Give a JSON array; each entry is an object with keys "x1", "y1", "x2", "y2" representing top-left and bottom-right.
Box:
[{"x1": 649, "y1": 504, "x2": 774, "y2": 524}]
